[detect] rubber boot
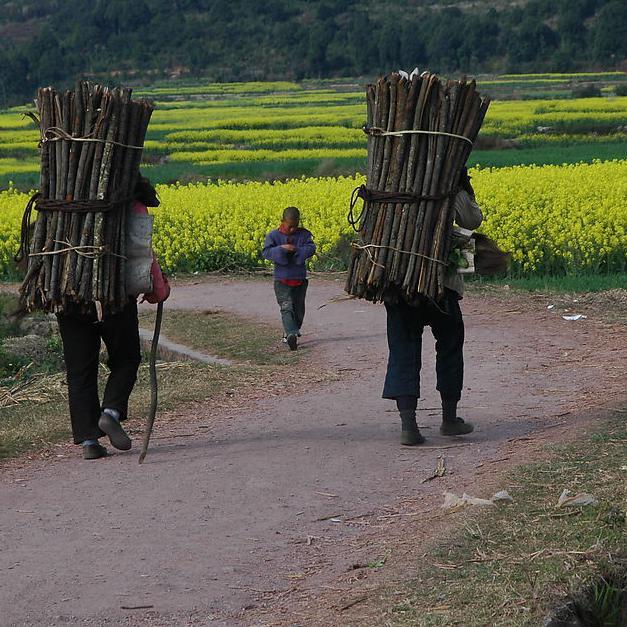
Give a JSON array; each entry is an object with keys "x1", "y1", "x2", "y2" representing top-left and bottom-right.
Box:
[
  {"x1": 440, "y1": 398, "x2": 474, "y2": 436},
  {"x1": 400, "y1": 410, "x2": 425, "y2": 446}
]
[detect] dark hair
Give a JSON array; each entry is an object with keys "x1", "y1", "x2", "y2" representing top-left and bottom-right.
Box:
[
  {"x1": 282, "y1": 206, "x2": 300, "y2": 221},
  {"x1": 134, "y1": 174, "x2": 160, "y2": 207},
  {"x1": 459, "y1": 167, "x2": 475, "y2": 197}
]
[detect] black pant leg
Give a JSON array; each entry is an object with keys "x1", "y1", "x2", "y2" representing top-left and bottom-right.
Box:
[
  {"x1": 293, "y1": 280, "x2": 308, "y2": 330},
  {"x1": 382, "y1": 301, "x2": 424, "y2": 399},
  {"x1": 100, "y1": 300, "x2": 142, "y2": 419},
  {"x1": 429, "y1": 291, "x2": 465, "y2": 402},
  {"x1": 57, "y1": 313, "x2": 103, "y2": 444}
]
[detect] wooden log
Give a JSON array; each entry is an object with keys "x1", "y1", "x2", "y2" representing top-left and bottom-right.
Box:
[
  {"x1": 402, "y1": 80, "x2": 440, "y2": 294},
  {"x1": 93, "y1": 94, "x2": 120, "y2": 302},
  {"x1": 363, "y1": 77, "x2": 396, "y2": 287},
  {"x1": 38, "y1": 88, "x2": 50, "y2": 199},
  {"x1": 79, "y1": 92, "x2": 112, "y2": 302},
  {"x1": 354, "y1": 76, "x2": 390, "y2": 290},
  {"x1": 372, "y1": 77, "x2": 412, "y2": 292},
  {"x1": 416, "y1": 85, "x2": 452, "y2": 296},
  {"x1": 74, "y1": 83, "x2": 99, "y2": 289},
  {"x1": 388, "y1": 76, "x2": 421, "y2": 285},
  {"x1": 397, "y1": 74, "x2": 435, "y2": 284}
]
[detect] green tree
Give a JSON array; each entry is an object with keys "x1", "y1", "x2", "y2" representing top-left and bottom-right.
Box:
[
  {"x1": 507, "y1": 18, "x2": 559, "y2": 67},
  {"x1": 591, "y1": 0, "x2": 627, "y2": 62},
  {"x1": 307, "y1": 21, "x2": 334, "y2": 75}
]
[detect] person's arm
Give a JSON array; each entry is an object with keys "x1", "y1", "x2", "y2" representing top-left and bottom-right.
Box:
[
  {"x1": 294, "y1": 230, "x2": 316, "y2": 264},
  {"x1": 453, "y1": 190, "x2": 483, "y2": 231},
  {"x1": 142, "y1": 259, "x2": 171, "y2": 304},
  {"x1": 262, "y1": 232, "x2": 290, "y2": 265}
]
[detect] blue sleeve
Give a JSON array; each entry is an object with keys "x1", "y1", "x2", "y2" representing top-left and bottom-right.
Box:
[
  {"x1": 262, "y1": 232, "x2": 289, "y2": 265},
  {"x1": 294, "y1": 230, "x2": 316, "y2": 264}
]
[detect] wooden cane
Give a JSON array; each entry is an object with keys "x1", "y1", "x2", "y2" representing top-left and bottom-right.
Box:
[{"x1": 138, "y1": 300, "x2": 163, "y2": 464}]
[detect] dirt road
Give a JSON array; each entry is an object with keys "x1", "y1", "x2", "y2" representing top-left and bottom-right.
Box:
[{"x1": 1, "y1": 278, "x2": 625, "y2": 626}]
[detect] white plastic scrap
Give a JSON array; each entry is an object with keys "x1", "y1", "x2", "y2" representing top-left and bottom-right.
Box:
[
  {"x1": 556, "y1": 489, "x2": 598, "y2": 508},
  {"x1": 562, "y1": 314, "x2": 587, "y2": 321},
  {"x1": 442, "y1": 490, "x2": 514, "y2": 511},
  {"x1": 491, "y1": 490, "x2": 515, "y2": 504}
]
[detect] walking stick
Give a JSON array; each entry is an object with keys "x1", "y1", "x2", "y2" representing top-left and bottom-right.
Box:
[{"x1": 139, "y1": 300, "x2": 164, "y2": 464}]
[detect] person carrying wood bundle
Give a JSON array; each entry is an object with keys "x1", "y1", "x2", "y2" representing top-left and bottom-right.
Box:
[
  {"x1": 262, "y1": 206, "x2": 316, "y2": 351},
  {"x1": 56, "y1": 176, "x2": 170, "y2": 460},
  {"x1": 383, "y1": 168, "x2": 482, "y2": 446}
]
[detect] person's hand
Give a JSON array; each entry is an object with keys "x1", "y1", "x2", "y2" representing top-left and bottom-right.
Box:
[
  {"x1": 281, "y1": 244, "x2": 296, "y2": 252},
  {"x1": 141, "y1": 271, "x2": 171, "y2": 304}
]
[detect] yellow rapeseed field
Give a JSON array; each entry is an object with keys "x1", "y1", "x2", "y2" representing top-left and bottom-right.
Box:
[
  {"x1": 471, "y1": 160, "x2": 626, "y2": 273},
  {"x1": 1, "y1": 161, "x2": 625, "y2": 278}
]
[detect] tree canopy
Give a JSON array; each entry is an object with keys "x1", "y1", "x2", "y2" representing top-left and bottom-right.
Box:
[{"x1": 0, "y1": 0, "x2": 625, "y2": 104}]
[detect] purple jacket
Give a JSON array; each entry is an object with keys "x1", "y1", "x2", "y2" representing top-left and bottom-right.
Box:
[{"x1": 262, "y1": 228, "x2": 316, "y2": 280}]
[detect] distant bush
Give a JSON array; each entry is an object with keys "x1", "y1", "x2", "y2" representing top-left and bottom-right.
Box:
[{"x1": 571, "y1": 84, "x2": 603, "y2": 98}]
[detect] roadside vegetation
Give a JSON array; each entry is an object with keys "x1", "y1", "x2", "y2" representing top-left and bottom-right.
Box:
[{"x1": 387, "y1": 414, "x2": 626, "y2": 626}]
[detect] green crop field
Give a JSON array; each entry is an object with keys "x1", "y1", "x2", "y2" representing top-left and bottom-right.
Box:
[
  {"x1": 2, "y1": 161, "x2": 626, "y2": 279},
  {"x1": 0, "y1": 72, "x2": 625, "y2": 190},
  {"x1": 0, "y1": 73, "x2": 625, "y2": 282}
]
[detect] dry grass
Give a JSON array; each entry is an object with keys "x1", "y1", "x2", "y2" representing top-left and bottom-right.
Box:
[
  {"x1": 0, "y1": 309, "x2": 327, "y2": 460},
  {"x1": 138, "y1": 307, "x2": 302, "y2": 366},
  {"x1": 385, "y1": 413, "x2": 626, "y2": 626},
  {"x1": 0, "y1": 365, "x2": 66, "y2": 408}
]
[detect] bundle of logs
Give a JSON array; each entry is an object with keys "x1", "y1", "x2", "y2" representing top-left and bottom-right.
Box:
[
  {"x1": 345, "y1": 71, "x2": 490, "y2": 304},
  {"x1": 18, "y1": 81, "x2": 154, "y2": 314}
]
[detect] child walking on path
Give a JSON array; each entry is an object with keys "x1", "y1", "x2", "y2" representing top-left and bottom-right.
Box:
[{"x1": 262, "y1": 207, "x2": 316, "y2": 351}]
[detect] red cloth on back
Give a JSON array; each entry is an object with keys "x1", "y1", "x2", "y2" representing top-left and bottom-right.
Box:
[{"x1": 132, "y1": 200, "x2": 171, "y2": 304}]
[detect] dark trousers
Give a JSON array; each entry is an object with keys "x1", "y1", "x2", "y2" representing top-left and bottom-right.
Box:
[
  {"x1": 383, "y1": 290, "x2": 464, "y2": 403},
  {"x1": 274, "y1": 280, "x2": 308, "y2": 336},
  {"x1": 57, "y1": 300, "x2": 142, "y2": 444}
]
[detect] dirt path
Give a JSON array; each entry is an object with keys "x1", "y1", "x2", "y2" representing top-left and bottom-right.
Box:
[{"x1": 1, "y1": 278, "x2": 625, "y2": 626}]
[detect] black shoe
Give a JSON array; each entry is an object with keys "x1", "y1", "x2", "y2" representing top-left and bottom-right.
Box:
[
  {"x1": 98, "y1": 412, "x2": 132, "y2": 451},
  {"x1": 400, "y1": 429, "x2": 425, "y2": 446},
  {"x1": 286, "y1": 334, "x2": 298, "y2": 351},
  {"x1": 400, "y1": 410, "x2": 425, "y2": 446},
  {"x1": 83, "y1": 442, "x2": 108, "y2": 460},
  {"x1": 440, "y1": 417, "x2": 475, "y2": 436}
]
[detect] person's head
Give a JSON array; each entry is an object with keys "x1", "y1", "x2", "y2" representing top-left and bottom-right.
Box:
[
  {"x1": 458, "y1": 166, "x2": 474, "y2": 196},
  {"x1": 134, "y1": 174, "x2": 160, "y2": 207},
  {"x1": 281, "y1": 206, "x2": 300, "y2": 234}
]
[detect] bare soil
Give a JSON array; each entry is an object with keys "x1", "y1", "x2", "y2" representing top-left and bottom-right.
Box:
[{"x1": 0, "y1": 277, "x2": 625, "y2": 626}]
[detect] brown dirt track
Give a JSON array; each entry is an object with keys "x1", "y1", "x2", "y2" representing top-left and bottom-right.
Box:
[{"x1": 0, "y1": 277, "x2": 625, "y2": 626}]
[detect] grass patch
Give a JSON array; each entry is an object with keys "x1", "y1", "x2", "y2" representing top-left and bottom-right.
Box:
[
  {"x1": 389, "y1": 414, "x2": 626, "y2": 625},
  {"x1": 1, "y1": 308, "x2": 309, "y2": 460},
  {"x1": 0, "y1": 361, "x2": 256, "y2": 459},
  {"x1": 0, "y1": 293, "x2": 64, "y2": 378},
  {"x1": 142, "y1": 156, "x2": 366, "y2": 185},
  {"x1": 138, "y1": 308, "x2": 296, "y2": 366},
  {"x1": 469, "y1": 142, "x2": 627, "y2": 169},
  {"x1": 468, "y1": 273, "x2": 627, "y2": 293},
  {"x1": 0, "y1": 292, "x2": 20, "y2": 338}
]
